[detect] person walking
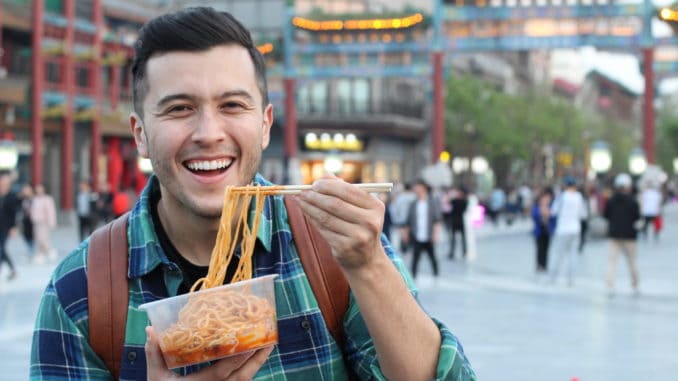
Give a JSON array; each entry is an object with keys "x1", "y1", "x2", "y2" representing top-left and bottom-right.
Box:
[
  {"x1": 531, "y1": 187, "x2": 555, "y2": 275},
  {"x1": 639, "y1": 182, "x2": 663, "y2": 241},
  {"x1": 549, "y1": 176, "x2": 588, "y2": 286},
  {"x1": 76, "y1": 181, "x2": 96, "y2": 241},
  {"x1": 31, "y1": 184, "x2": 57, "y2": 264},
  {"x1": 604, "y1": 173, "x2": 641, "y2": 296},
  {"x1": 19, "y1": 183, "x2": 35, "y2": 256},
  {"x1": 448, "y1": 186, "x2": 468, "y2": 260},
  {"x1": 0, "y1": 173, "x2": 19, "y2": 280},
  {"x1": 404, "y1": 179, "x2": 443, "y2": 278}
]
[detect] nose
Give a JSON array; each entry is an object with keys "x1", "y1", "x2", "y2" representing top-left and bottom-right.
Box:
[{"x1": 191, "y1": 107, "x2": 226, "y2": 145}]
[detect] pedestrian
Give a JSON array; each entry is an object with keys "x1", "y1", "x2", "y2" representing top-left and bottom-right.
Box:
[
  {"x1": 639, "y1": 181, "x2": 663, "y2": 241},
  {"x1": 578, "y1": 185, "x2": 592, "y2": 254},
  {"x1": 404, "y1": 179, "x2": 443, "y2": 278},
  {"x1": 30, "y1": 7, "x2": 475, "y2": 380},
  {"x1": 0, "y1": 173, "x2": 19, "y2": 280},
  {"x1": 19, "y1": 183, "x2": 35, "y2": 255},
  {"x1": 603, "y1": 173, "x2": 641, "y2": 296},
  {"x1": 487, "y1": 186, "x2": 506, "y2": 227},
  {"x1": 377, "y1": 192, "x2": 393, "y2": 241},
  {"x1": 390, "y1": 181, "x2": 416, "y2": 254},
  {"x1": 76, "y1": 181, "x2": 96, "y2": 241},
  {"x1": 448, "y1": 186, "x2": 468, "y2": 260},
  {"x1": 531, "y1": 187, "x2": 555, "y2": 274},
  {"x1": 95, "y1": 182, "x2": 114, "y2": 225},
  {"x1": 549, "y1": 176, "x2": 588, "y2": 286},
  {"x1": 30, "y1": 184, "x2": 57, "y2": 264}
]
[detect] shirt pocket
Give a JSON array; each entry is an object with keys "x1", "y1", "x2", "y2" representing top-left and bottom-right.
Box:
[{"x1": 276, "y1": 310, "x2": 339, "y2": 372}]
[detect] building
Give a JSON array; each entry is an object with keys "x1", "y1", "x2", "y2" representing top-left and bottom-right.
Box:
[{"x1": 0, "y1": 0, "x2": 165, "y2": 211}]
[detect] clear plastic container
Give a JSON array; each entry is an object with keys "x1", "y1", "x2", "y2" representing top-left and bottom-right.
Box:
[{"x1": 140, "y1": 274, "x2": 278, "y2": 369}]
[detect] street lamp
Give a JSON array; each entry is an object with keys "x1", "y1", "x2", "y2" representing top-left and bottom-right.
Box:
[
  {"x1": 590, "y1": 140, "x2": 612, "y2": 174},
  {"x1": 471, "y1": 156, "x2": 489, "y2": 174},
  {"x1": 628, "y1": 148, "x2": 647, "y2": 176},
  {"x1": 0, "y1": 140, "x2": 19, "y2": 172},
  {"x1": 452, "y1": 157, "x2": 469, "y2": 174},
  {"x1": 137, "y1": 157, "x2": 153, "y2": 175},
  {"x1": 674, "y1": 157, "x2": 678, "y2": 175}
]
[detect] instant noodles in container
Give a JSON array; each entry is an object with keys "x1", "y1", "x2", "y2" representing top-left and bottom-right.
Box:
[{"x1": 140, "y1": 274, "x2": 278, "y2": 369}]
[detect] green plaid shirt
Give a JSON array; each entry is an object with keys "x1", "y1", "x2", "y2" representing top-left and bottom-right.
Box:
[{"x1": 30, "y1": 175, "x2": 475, "y2": 380}]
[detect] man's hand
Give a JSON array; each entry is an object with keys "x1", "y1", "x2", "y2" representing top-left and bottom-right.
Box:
[
  {"x1": 8, "y1": 227, "x2": 18, "y2": 238},
  {"x1": 295, "y1": 175, "x2": 386, "y2": 270},
  {"x1": 145, "y1": 326, "x2": 273, "y2": 380}
]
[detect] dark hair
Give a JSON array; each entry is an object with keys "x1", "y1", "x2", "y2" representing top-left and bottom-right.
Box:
[
  {"x1": 131, "y1": 7, "x2": 269, "y2": 118},
  {"x1": 414, "y1": 178, "x2": 431, "y2": 193}
]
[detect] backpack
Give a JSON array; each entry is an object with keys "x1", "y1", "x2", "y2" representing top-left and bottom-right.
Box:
[{"x1": 87, "y1": 197, "x2": 350, "y2": 379}]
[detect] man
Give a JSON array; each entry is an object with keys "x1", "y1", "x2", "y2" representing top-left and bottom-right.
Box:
[
  {"x1": 31, "y1": 8, "x2": 475, "y2": 380},
  {"x1": 447, "y1": 186, "x2": 468, "y2": 260},
  {"x1": 76, "y1": 181, "x2": 96, "y2": 241},
  {"x1": 549, "y1": 176, "x2": 587, "y2": 286},
  {"x1": 404, "y1": 179, "x2": 443, "y2": 278},
  {"x1": 603, "y1": 173, "x2": 641, "y2": 296},
  {"x1": 0, "y1": 173, "x2": 19, "y2": 280}
]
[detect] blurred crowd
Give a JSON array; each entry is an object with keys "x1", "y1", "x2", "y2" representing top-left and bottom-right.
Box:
[
  {"x1": 380, "y1": 171, "x2": 676, "y2": 295},
  {"x1": 0, "y1": 172, "x2": 138, "y2": 281}
]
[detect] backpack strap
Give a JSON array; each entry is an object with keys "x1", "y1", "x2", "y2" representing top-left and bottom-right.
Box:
[
  {"x1": 284, "y1": 196, "x2": 350, "y2": 349},
  {"x1": 87, "y1": 214, "x2": 129, "y2": 380}
]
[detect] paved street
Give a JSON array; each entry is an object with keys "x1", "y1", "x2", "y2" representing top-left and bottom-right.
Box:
[{"x1": 1, "y1": 204, "x2": 677, "y2": 380}]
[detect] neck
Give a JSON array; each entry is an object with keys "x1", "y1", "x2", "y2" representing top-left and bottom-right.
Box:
[{"x1": 157, "y1": 197, "x2": 219, "y2": 266}]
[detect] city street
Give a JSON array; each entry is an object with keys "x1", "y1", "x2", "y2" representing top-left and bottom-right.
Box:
[{"x1": 1, "y1": 204, "x2": 677, "y2": 380}]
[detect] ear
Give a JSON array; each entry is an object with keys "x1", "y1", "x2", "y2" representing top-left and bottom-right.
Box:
[
  {"x1": 130, "y1": 112, "x2": 149, "y2": 158},
  {"x1": 261, "y1": 103, "x2": 274, "y2": 150}
]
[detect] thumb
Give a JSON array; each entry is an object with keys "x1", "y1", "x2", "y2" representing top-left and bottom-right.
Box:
[{"x1": 145, "y1": 326, "x2": 173, "y2": 379}]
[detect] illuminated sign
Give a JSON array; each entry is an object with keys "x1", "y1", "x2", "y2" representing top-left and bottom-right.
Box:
[
  {"x1": 304, "y1": 133, "x2": 363, "y2": 151},
  {"x1": 292, "y1": 13, "x2": 424, "y2": 31}
]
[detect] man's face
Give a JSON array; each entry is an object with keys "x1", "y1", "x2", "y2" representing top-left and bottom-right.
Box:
[{"x1": 131, "y1": 45, "x2": 273, "y2": 219}]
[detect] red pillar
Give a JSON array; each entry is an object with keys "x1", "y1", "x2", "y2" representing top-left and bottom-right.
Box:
[
  {"x1": 110, "y1": 54, "x2": 120, "y2": 111},
  {"x1": 283, "y1": 78, "x2": 297, "y2": 159},
  {"x1": 432, "y1": 51, "x2": 444, "y2": 164},
  {"x1": 61, "y1": 0, "x2": 75, "y2": 210},
  {"x1": 31, "y1": 0, "x2": 44, "y2": 186},
  {"x1": 642, "y1": 48, "x2": 655, "y2": 164},
  {"x1": 91, "y1": 0, "x2": 103, "y2": 191}
]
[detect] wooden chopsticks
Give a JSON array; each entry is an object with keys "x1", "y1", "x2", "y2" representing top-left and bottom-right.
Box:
[{"x1": 230, "y1": 182, "x2": 393, "y2": 195}]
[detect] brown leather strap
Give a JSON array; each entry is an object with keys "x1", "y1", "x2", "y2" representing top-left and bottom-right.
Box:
[
  {"x1": 284, "y1": 197, "x2": 350, "y2": 349},
  {"x1": 87, "y1": 214, "x2": 129, "y2": 380}
]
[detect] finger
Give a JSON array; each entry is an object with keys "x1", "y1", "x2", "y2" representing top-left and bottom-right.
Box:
[
  {"x1": 207, "y1": 351, "x2": 255, "y2": 379},
  {"x1": 228, "y1": 345, "x2": 274, "y2": 380},
  {"x1": 145, "y1": 326, "x2": 174, "y2": 380},
  {"x1": 295, "y1": 195, "x2": 365, "y2": 237},
  {"x1": 296, "y1": 191, "x2": 367, "y2": 228},
  {"x1": 310, "y1": 178, "x2": 379, "y2": 210}
]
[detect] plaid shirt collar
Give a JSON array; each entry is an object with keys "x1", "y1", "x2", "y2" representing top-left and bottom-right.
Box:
[{"x1": 127, "y1": 174, "x2": 275, "y2": 279}]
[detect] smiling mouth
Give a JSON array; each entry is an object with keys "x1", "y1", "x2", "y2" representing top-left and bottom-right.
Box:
[{"x1": 184, "y1": 158, "x2": 233, "y2": 175}]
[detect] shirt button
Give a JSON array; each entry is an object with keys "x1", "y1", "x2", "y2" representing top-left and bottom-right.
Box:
[
  {"x1": 300, "y1": 318, "x2": 312, "y2": 330},
  {"x1": 127, "y1": 350, "x2": 137, "y2": 362}
]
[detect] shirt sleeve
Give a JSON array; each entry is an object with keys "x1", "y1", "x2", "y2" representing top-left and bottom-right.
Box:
[
  {"x1": 342, "y1": 235, "x2": 477, "y2": 381},
  {"x1": 30, "y1": 248, "x2": 113, "y2": 381}
]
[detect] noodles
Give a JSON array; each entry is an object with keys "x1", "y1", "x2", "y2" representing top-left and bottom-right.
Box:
[
  {"x1": 158, "y1": 288, "x2": 278, "y2": 368},
  {"x1": 156, "y1": 185, "x2": 283, "y2": 368},
  {"x1": 191, "y1": 184, "x2": 283, "y2": 290}
]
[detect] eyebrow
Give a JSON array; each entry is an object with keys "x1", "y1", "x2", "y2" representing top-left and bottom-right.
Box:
[{"x1": 155, "y1": 90, "x2": 256, "y2": 109}]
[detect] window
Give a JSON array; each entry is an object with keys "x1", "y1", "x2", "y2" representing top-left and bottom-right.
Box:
[{"x1": 353, "y1": 79, "x2": 369, "y2": 114}]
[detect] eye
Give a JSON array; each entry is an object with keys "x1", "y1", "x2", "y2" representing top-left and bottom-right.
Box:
[
  {"x1": 221, "y1": 101, "x2": 245, "y2": 110},
  {"x1": 168, "y1": 105, "x2": 192, "y2": 113}
]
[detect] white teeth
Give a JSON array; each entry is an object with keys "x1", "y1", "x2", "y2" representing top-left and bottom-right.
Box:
[{"x1": 187, "y1": 159, "x2": 233, "y2": 171}]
